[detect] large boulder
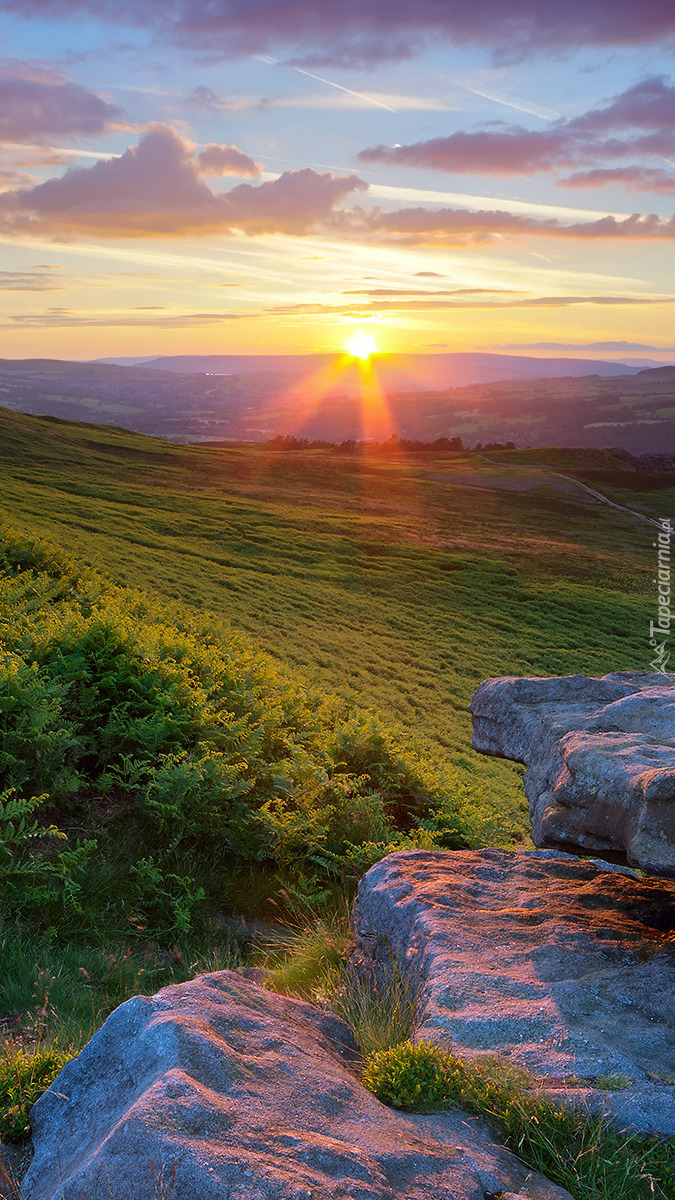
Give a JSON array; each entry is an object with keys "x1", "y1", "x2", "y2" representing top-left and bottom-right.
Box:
[
  {"x1": 21, "y1": 969, "x2": 572, "y2": 1200},
  {"x1": 354, "y1": 848, "x2": 675, "y2": 1135},
  {"x1": 469, "y1": 671, "x2": 675, "y2": 877}
]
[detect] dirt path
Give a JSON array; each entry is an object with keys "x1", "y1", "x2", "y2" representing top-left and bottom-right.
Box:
[{"x1": 477, "y1": 455, "x2": 669, "y2": 531}]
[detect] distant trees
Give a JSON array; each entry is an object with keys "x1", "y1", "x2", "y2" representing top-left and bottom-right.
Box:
[
  {"x1": 266, "y1": 435, "x2": 531, "y2": 454},
  {"x1": 266, "y1": 435, "x2": 335, "y2": 450},
  {"x1": 266, "y1": 434, "x2": 465, "y2": 453}
]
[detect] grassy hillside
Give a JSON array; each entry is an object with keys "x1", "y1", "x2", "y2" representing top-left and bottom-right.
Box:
[
  {"x1": 1, "y1": 527, "x2": 463, "y2": 935},
  {"x1": 0, "y1": 520, "x2": 464, "y2": 1145},
  {"x1": 1, "y1": 409, "x2": 673, "y2": 1198},
  {"x1": 0, "y1": 406, "x2": 664, "y2": 847}
]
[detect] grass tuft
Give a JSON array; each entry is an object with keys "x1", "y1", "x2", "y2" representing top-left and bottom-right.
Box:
[
  {"x1": 260, "y1": 910, "x2": 417, "y2": 1058},
  {"x1": 0, "y1": 1046, "x2": 71, "y2": 1144},
  {"x1": 362, "y1": 1040, "x2": 675, "y2": 1200}
]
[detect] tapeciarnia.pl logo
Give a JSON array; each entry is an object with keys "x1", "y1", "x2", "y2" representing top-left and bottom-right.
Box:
[{"x1": 649, "y1": 517, "x2": 672, "y2": 674}]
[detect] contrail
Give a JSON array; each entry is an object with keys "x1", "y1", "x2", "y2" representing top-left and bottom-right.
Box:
[
  {"x1": 3, "y1": 142, "x2": 122, "y2": 160},
  {"x1": 256, "y1": 55, "x2": 398, "y2": 113},
  {"x1": 457, "y1": 84, "x2": 560, "y2": 121}
]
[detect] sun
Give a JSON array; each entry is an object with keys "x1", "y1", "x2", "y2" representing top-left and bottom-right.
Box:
[{"x1": 345, "y1": 331, "x2": 378, "y2": 360}]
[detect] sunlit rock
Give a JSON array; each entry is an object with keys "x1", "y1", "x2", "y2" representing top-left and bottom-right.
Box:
[
  {"x1": 22, "y1": 969, "x2": 571, "y2": 1200},
  {"x1": 354, "y1": 847, "x2": 675, "y2": 1135},
  {"x1": 470, "y1": 672, "x2": 675, "y2": 877}
]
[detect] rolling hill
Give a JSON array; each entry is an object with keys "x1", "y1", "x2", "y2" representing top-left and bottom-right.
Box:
[
  {"x1": 1, "y1": 404, "x2": 669, "y2": 849},
  {"x1": 1, "y1": 356, "x2": 674, "y2": 452}
]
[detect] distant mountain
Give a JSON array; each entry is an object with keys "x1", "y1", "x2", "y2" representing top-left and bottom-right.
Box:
[
  {"x1": 91, "y1": 356, "x2": 158, "y2": 367},
  {"x1": 637, "y1": 364, "x2": 675, "y2": 378},
  {"x1": 93, "y1": 351, "x2": 651, "y2": 390}
]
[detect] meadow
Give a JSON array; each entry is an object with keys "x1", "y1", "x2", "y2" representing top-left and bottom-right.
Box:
[
  {"x1": 0, "y1": 406, "x2": 673, "y2": 1198},
  {"x1": 0, "y1": 407, "x2": 666, "y2": 848}
]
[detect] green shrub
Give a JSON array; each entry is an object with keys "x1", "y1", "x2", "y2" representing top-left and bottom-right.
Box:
[
  {"x1": 362, "y1": 1039, "x2": 458, "y2": 1110},
  {"x1": 0, "y1": 1046, "x2": 72, "y2": 1142},
  {"x1": 0, "y1": 651, "x2": 80, "y2": 798},
  {"x1": 0, "y1": 788, "x2": 95, "y2": 924},
  {"x1": 0, "y1": 526, "x2": 466, "y2": 937}
]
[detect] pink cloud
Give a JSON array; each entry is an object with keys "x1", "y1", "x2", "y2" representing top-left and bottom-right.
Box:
[
  {"x1": 0, "y1": 124, "x2": 366, "y2": 237},
  {"x1": 0, "y1": 62, "x2": 122, "y2": 145},
  {"x1": 559, "y1": 166, "x2": 675, "y2": 192},
  {"x1": 3, "y1": 1, "x2": 675, "y2": 66},
  {"x1": 197, "y1": 142, "x2": 261, "y2": 177},
  {"x1": 358, "y1": 76, "x2": 675, "y2": 179},
  {"x1": 363, "y1": 204, "x2": 675, "y2": 246},
  {"x1": 4, "y1": 122, "x2": 675, "y2": 249},
  {"x1": 359, "y1": 129, "x2": 570, "y2": 175},
  {"x1": 571, "y1": 75, "x2": 675, "y2": 134}
]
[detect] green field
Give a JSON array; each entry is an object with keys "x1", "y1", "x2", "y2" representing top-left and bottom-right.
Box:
[{"x1": 0, "y1": 406, "x2": 666, "y2": 846}]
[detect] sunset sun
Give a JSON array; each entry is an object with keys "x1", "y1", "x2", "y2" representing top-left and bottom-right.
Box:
[{"x1": 345, "y1": 331, "x2": 378, "y2": 360}]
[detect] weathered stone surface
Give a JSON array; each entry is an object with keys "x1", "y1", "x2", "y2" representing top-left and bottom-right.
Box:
[
  {"x1": 22, "y1": 969, "x2": 572, "y2": 1200},
  {"x1": 354, "y1": 848, "x2": 675, "y2": 1135},
  {"x1": 469, "y1": 671, "x2": 675, "y2": 877}
]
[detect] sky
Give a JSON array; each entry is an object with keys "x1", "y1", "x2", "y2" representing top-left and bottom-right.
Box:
[{"x1": 2, "y1": 1, "x2": 675, "y2": 361}]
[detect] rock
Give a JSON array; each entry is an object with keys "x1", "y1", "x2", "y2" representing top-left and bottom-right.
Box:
[
  {"x1": 469, "y1": 671, "x2": 675, "y2": 877},
  {"x1": 21, "y1": 970, "x2": 572, "y2": 1200},
  {"x1": 354, "y1": 848, "x2": 675, "y2": 1135}
]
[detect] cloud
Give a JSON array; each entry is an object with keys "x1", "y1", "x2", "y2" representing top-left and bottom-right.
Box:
[
  {"x1": 341, "y1": 286, "x2": 522, "y2": 296},
  {"x1": 0, "y1": 268, "x2": 65, "y2": 290},
  {"x1": 559, "y1": 166, "x2": 675, "y2": 192},
  {"x1": 197, "y1": 142, "x2": 261, "y2": 177},
  {"x1": 5, "y1": 122, "x2": 675, "y2": 251},
  {"x1": 0, "y1": 124, "x2": 366, "y2": 237},
  {"x1": 359, "y1": 129, "x2": 568, "y2": 175},
  {"x1": 4, "y1": 1, "x2": 675, "y2": 65},
  {"x1": 2, "y1": 148, "x2": 74, "y2": 169},
  {"x1": 358, "y1": 76, "x2": 675, "y2": 180},
  {"x1": 3, "y1": 307, "x2": 244, "y2": 327},
  {"x1": 185, "y1": 85, "x2": 263, "y2": 113},
  {"x1": 0, "y1": 168, "x2": 35, "y2": 189},
  {"x1": 265, "y1": 294, "x2": 675, "y2": 317},
  {"x1": 0, "y1": 61, "x2": 123, "y2": 145},
  {"x1": 485, "y1": 340, "x2": 675, "y2": 351},
  {"x1": 361, "y1": 204, "x2": 675, "y2": 246}
]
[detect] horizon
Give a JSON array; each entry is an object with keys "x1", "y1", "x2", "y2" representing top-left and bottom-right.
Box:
[{"x1": 1, "y1": 3, "x2": 675, "y2": 366}]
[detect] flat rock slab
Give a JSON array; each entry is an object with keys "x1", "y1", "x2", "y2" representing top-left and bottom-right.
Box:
[
  {"x1": 354, "y1": 848, "x2": 675, "y2": 1135},
  {"x1": 469, "y1": 672, "x2": 675, "y2": 877},
  {"x1": 21, "y1": 970, "x2": 571, "y2": 1200}
]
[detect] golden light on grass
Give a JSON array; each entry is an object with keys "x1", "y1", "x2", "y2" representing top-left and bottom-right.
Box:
[{"x1": 345, "y1": 331, "x2": 378, "y2": 360}]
